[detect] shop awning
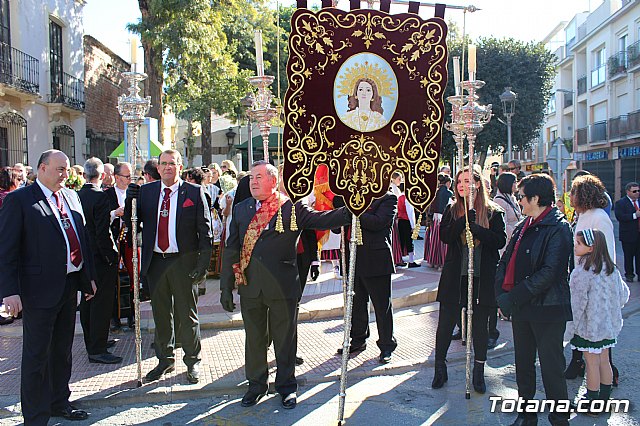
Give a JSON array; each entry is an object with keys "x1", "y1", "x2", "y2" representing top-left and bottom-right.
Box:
[{"x1": 236, "y1": 134, "x2": 283, "y2": 151}]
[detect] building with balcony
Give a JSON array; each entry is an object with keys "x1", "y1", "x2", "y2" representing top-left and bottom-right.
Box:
[
  {"x1": 0, "y1": 0, "x2": 86, "y2": 168},
  {"x1": 542, "y1": 0, "x2": 640, "y2": 200}
]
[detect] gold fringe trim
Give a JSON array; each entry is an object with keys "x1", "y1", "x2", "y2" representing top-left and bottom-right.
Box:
[
  {"x1": 275, "y1": 206, "x2": 284, "y2": 233},
  {"x1": 411, "y1": 213, "x2": 422, "y2": 240},
  {"x1": 356, "y1": 217, "x2": 363, "y2": 245},
  {"x1": 290, "y1": 201, "x2": 298, "y2": 231}
]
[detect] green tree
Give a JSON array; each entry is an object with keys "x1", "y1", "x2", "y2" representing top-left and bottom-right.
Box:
[
  {"x1": 440, "y1": 37, "x2": 556, "y2": 167},
  {"x1": 130, "y1": 0, "x2": 251, "y2": 164}
]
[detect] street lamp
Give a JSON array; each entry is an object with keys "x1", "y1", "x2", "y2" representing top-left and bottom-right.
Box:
[
  {"x1": 241, "y1": 93, "x2": 255, "y2": 166},
  {"x1": 499, "y1": 87, "x2": 517, "y2": 162},
  {"x1": 226, "y1": 127, "x2": 237, "y2": 146}
]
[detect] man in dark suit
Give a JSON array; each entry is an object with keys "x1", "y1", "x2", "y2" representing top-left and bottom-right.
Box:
[
  {"x1": 0, "y1": 149, "x2": 96, "y2": 425},
  {"x1": 220, "y1": 161, "x2": 350, "y2": 410},
  {"x1": 614, "y1": 181, "x2": 640, "y2": 282},
  {"x1": 127, "y1": 149, "x2": 212, "y2": 384},
  {"x1": 105, "y1": 162, "x2": 137, "y2": 328},
  {"x1": 78, "y1": 157, "x2": 122, "y2": 364},
  {"x1": 336, "y1": 192, "x2": 398, "y2": 363}
]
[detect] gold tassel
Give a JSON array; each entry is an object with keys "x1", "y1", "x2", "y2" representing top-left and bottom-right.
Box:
[
  {"x1": 412, "y1": 213, "x2": 422, "y2": 240},
  {"x1": 290, "y1": 201, "x2": 298, "y2": 231},
  {"x1": 275, "y1": 206, "x2": 284, "y2": 233},
  {"x1": 356, "y1": 217, "x2": 363, "y2": 245}
]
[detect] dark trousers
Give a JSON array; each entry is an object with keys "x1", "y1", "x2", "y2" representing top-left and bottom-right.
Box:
[
  {"x1": 350, "y1": 274, "x2": 397, "y2": 352},
  {"x1": 488, "y1": 308, "x2": 499, "y2": 339},
  {"x1": 297, "y1": 253, "x2": 312, "y2": 295},
  {"x1": 21, "y1": 273, "x2": 80, "y2": 426},
  {"x1": 621, "y1": 239, "x2": 640, "y2": 279},
  {"x1": 79, "y1": 257, "x2": 117, "y2": 355},
  {"x1": 241, "y1": 293, "x2": 298, "y2": 396},
  {"x1": 435, "y1": 302, "x2": 490, "y2": 362},
  {"x1": 147, "y1": 254, "x2": 200, "y2": 367},
  {"x1": 512, "y1": 320, "x2": 569, "y2": 424}
]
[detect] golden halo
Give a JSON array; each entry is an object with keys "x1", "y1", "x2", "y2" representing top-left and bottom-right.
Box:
[{"x1": 336, "y1": 59, "x2": 397, "y2": 100}]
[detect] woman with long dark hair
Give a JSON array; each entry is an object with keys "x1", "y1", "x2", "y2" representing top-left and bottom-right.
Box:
[{"x1": 431, "y1": 166, "x2": 506, "y2": 393}]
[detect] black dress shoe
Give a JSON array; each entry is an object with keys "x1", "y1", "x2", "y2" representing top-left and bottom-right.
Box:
[
  {"x1": 625, "y1": 275, "x2": 634, "y2": 283},
  {"x1": 487, "y1": 337, "x2": 498, "y2": 349},
  {"x1": 451, "y1": 329, "x2": 462, "y2": 340},
  {"x1": 564, "y1": 358, "x2": 585, "y2": 379},
  {"x1": 107, "y1": 339, "x2": 116, "y2": 349},
  {"x1": 51, "y1": 405, "x2": 89, "y2": 421},
  {"x1": 89, "y1": 353, "x2": 123, "y2": 364},
  {"x1": 379, "y1": 350, "x2": 392, "y2": 364},
  {"x1": 187, "y1": 364, "x2": 200, "y2": 384},
  {"x1": 241, "y1": 390, "x2": 267, "y2": 407},
  {"x1": 0, "y1": 316, "x2": 14, "y2": 326},
  {"x1": 198, "y1": 287, "x2": 206, "y2": 296},
  {"x1": 295, "y1": 356, "x2": 304, "y2": 366},
  {"x1": 407, "y1": 262, "x2": 421, "y2": 268},
  {"x1": 431, "y1": 360, "x2": 448, "y2": 389},
  {"x1": 145, "y1": 362, "x2": 175, "y2": 382},
  {"x1": 281, "y1": 393, "x2": 297, "y2": 409},
  {"x1": 336, "y1": 343, "x2": 366, "y2": 355}
]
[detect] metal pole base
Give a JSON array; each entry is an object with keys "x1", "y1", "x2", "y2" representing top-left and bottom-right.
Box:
[{"x1": 465, "y1": 392, "x2": 470, "y2": 399}]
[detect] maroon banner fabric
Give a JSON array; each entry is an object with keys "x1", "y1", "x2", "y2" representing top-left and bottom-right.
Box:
[{"x1": 283, "y1": 7, "x2": 448, "y2": 216}]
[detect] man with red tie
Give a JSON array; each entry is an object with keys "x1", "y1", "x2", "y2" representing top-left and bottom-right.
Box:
[
  {"x1": 126, "y1": 149, "x2": 212, "y2": 384},
  {"x1": 615, "y1": 181, "x2": 640, "y2": 282},
  {"x1": 0, "y1": 149, "x2": 97, "y2": 424}
]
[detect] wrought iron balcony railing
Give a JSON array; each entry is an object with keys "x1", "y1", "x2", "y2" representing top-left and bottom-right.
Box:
[
  {"x1": 48, "y1": 72, "x2": 85, "y2": 111},
  {"x1": 0, "y1": 42, "x2": 39, "y2": 95}
]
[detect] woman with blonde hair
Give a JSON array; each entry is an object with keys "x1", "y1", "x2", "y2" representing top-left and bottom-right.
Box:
[{"x1": 431, "y1": 166, "x2": 506, "y2": 394}]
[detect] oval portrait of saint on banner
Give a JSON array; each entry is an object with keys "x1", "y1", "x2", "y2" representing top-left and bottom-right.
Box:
[{"x1": 334, "y1": 53, "x2": 398, "y2": 133}]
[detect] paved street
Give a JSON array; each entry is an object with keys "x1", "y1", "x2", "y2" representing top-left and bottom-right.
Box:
[{"x1": 1, "y1": 230, "x2": 639, "y2": 425}]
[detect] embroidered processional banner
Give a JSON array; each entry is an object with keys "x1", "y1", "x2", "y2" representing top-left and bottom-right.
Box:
[{"x1": 283, "y1": 6, "x2": 448, "y2": 216}]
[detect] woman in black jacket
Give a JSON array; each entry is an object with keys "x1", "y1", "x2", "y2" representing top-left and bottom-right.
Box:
[
  {"x1": 431, "y1": 167, "x2": 506, "y2": 393},
  {"x1": 495, "y1": 173, "x2": 572, "y2": 426}
]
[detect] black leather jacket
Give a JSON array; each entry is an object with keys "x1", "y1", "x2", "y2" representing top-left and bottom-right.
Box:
[{"x1": 495, "y1": 207, "x2": 573, "y2": 322}]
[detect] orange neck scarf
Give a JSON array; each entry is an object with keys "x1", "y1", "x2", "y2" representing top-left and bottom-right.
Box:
[{"x1": 233, "y1": 192, "x2": 288, "y2": 285}]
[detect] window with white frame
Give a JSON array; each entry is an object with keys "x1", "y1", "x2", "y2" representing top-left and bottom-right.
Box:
[{"x1": 591, "y1": 46, "x2": 606, "y2": 87}]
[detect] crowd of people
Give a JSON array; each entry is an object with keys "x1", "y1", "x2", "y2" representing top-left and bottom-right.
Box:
[{"x1": 0, "y1": 151, "x2": 634, "y2": 425}]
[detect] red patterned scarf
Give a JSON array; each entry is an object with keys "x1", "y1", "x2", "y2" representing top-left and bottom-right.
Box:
[{"x1": 233, "y1": 192, "x2": 288, "y2": 285}]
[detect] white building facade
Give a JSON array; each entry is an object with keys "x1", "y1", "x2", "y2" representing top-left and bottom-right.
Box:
[
  {"x1": 0, "y1": 0, "x2": 86, "y2": 168},
  {"x1": 542, "y1": 0, "x2": 640, "y2": 199}
]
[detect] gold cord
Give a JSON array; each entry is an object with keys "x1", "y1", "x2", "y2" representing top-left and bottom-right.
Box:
[
  {"x1": 411, "y1": 213, "x2": 422, "y2": 240},
  {"x1": 355, "y1": 217, "x2": 363, "y2": 245},
  {"x1": 290, "y1": 201, "x2": 298, "y2": 231}
]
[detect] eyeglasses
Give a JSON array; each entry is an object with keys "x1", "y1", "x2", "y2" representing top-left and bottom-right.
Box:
[
  {"x1": 631, "y1": 189, "x2": 640, "y2": 193},
  {"x1": 515, "y1": 193, "x2": 526, "y2": 201},
  {"x1": 509, "y1": 167, "x2": 518, "y2": 171},
  {"x1": 221, "y1": 165, "x2": 228, "y2": 169},
  {"x1": 117, "y1": 174, "x2": 131, "y2": 179},
  {"x1": 160, "y1": 162, "x2": 178, "y2": 167}
]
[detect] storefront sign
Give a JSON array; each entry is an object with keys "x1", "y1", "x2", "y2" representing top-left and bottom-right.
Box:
[
  {"x1": 618, "y1": 146, "x2": 640, "y2": 159},
  {"x1": 584, "y1": 150, "x2": 608, "y2": 161}
]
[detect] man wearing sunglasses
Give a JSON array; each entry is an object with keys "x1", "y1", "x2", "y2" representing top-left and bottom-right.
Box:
[
  {"x1": 614, "y1": 182, "x2": 640, "y2": 282},
  {"x1": 507, "y1": 159, "x2": 526, "y2": 181}
]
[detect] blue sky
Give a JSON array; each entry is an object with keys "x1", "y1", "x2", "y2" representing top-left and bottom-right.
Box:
[{"x1": 83, "y1": 0, "x2": 599, "y2": 65}]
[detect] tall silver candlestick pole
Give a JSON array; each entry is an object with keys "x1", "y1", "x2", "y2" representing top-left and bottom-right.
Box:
[
  {"x1": 247, "y1": 76, "x2": 277, "y2": 162},
  {"x1": 117, "y1": 71, "x2": 151, "y2": 387},
  {"x1": 445, "y1": 70, "x2": 491, "y2": 400}
]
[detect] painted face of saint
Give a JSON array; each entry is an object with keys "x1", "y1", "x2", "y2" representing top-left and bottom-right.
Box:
[{"x1": 356, "y1": 81, "x2": 373, "y2": 107}]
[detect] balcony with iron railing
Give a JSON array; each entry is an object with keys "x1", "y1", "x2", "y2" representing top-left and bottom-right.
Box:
[
  {"x1": 608, "y1": 52, "x2": 627, "y2": 79},
  {"x1": 589, "y1": 120, "x2": 607, "y2": 143},
  {"x1": 48, "y1": 72, "x2": 85, "y2": 111},
  {"x1": 577, "y1": 127, "x2": 588, "y2": 145},
  {"x1": 577, "y1": 76, "x2": 587, "y2": 96},
  {"x1": 563, "y1": 91, "x2": 573, "y2": 108},
  {"x1": 609, "y1": 115, "x2": 628, "y2": 140},
  {"x1": 0, "y1": 42, "x2": 39, "y2": 95},
  {"x1": 628, "y1": 110, "x2": 640, "y2": 135},
  {"x1": 628, "y1": 40, "x2": 640, "y2": 69}
]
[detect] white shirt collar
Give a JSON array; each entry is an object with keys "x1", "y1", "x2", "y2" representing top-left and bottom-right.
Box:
[
  {"x1": 161, "y1": 179, "x2": 181, "y2": 193},
  {"x1": 36, "y1": 178, "x2": 55, "y2": 200}
]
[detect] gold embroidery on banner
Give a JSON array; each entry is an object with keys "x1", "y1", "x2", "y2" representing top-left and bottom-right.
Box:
[{"x1": 285, "y1": 9, "x2": 447, "y2": 214}]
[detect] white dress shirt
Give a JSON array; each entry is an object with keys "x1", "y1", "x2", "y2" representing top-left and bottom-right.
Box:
[
  {"x1": 36, "y1": 179, "x2": 82, "y2": 273},
  {"x1": 154, "y1": 180, "x2": 180, "y2": 253},
  {"x1": 110, "y1": 186, "x2": 127, "y2": 223}
]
